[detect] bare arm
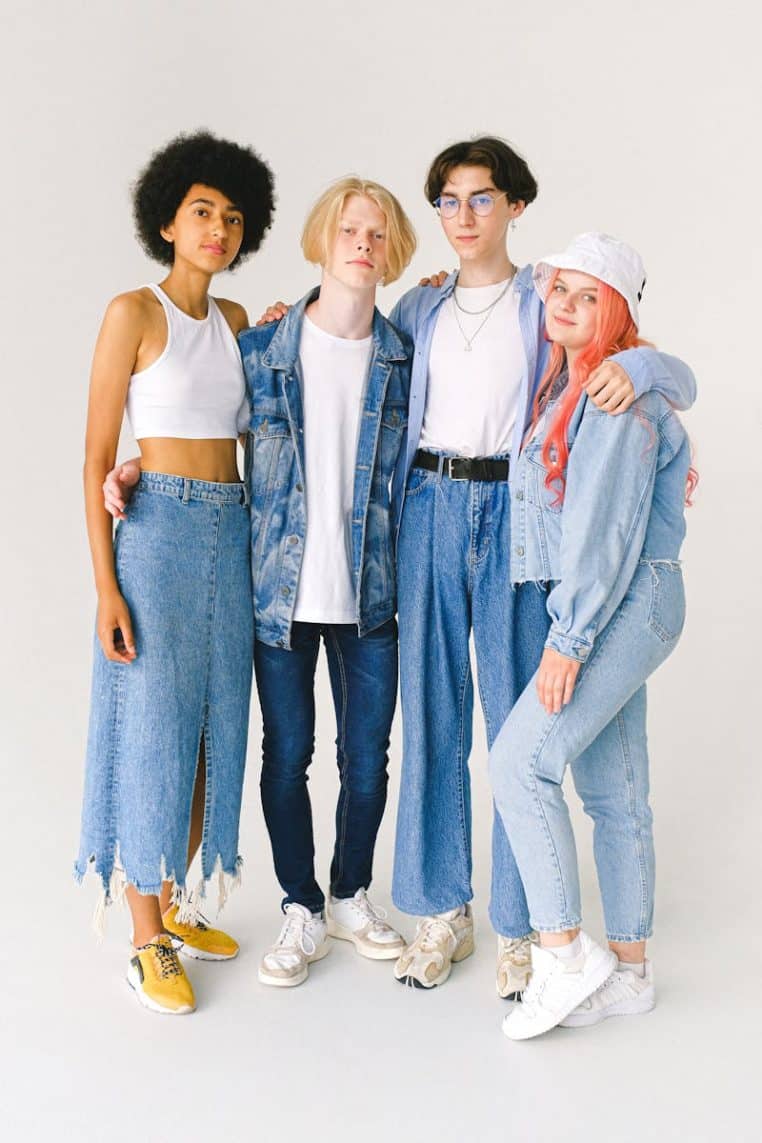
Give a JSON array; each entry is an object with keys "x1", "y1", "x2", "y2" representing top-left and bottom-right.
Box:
[{"x1": 84, "y1": 293, "x2": 144, "y2": 662}]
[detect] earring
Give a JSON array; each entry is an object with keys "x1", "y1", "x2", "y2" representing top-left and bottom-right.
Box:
[{"x1": 510, "y1": 220, "x2": 517, "y2": 231}]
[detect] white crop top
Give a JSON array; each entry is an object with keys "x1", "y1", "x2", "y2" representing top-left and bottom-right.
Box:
[{"x1": 125, "y1": 284, "x2": 250, "y2": 440}]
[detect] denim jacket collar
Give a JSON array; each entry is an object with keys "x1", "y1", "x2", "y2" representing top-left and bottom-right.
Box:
[{"x1": 262, "y1": 286, "x2": 408, "y2": 371}]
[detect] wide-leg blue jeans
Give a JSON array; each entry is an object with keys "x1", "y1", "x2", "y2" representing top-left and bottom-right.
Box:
[{"x1": 392, "y1": 461, "x2": 550, "y2": 937}]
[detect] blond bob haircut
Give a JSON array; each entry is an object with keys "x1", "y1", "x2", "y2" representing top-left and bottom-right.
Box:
[{"x1": 301, "y1": 177, "x2": 417, "y2": 286}]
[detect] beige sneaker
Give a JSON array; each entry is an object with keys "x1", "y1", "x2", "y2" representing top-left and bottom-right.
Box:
[
  {"x1": 393, "y1": 905, "x2": 474, "y2": 989},
  {"x1": 496, "y1": 932, "x2": 538, "y2": 999},
  {"x1": 326, "y1": 889, "x2": 405, "y2": 960},
  {"x1": 258, "y1": 903, "x2": 331, "y2": 988}
]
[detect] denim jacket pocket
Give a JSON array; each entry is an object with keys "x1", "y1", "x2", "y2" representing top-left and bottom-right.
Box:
[
  {"x1": 643, "y1": 560, "x2": 685, "y2": 643},
  {"x1": 525, "y1": 447, "x2": 562, "y2": 515},
  {"x1": 249, "y1": 404, "x2": 293, "y2": 493},
  {"x1": 377, "y1": 402, "x2": 409, "y2": 476}
]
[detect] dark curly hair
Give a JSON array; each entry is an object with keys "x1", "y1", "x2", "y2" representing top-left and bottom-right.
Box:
[
  {"x1": 132, "y1": 130, "x2": 275, "y2": 269},
  {"x1": 425, "y1": 136, "x2": 538, "y2": 208}
]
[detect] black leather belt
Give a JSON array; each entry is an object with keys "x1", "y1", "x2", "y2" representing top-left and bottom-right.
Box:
[{"x1": 413, "y1": 449, "x2": 510, "y2": 482}]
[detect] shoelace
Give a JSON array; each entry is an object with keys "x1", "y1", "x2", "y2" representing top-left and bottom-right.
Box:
[
  {"x1": 412, "y1": 915, "x2": 456, "y2": 953},
  {"x1": 353, "y1": 891, "x2": 393, "y2": 933},
  {"x1": 499, "y1": 936, "x2": 534, "y2": 966},
  {"x1": 274, "y1": 910, "x2": 316, "y2": 957},
  {"x1": 146, "y1": 940, "x2": 183, "y2": 979}
]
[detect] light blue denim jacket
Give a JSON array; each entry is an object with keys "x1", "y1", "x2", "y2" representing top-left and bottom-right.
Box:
[
  {"x1": 238, "y1": 289, "x2": 412, "y2": 649},
  {"x1": 513, "y1": 384, "x2": 691, "y2": 661},
  {"x1": 389, "y1": 266, "x2": 697, "y2": 526}
]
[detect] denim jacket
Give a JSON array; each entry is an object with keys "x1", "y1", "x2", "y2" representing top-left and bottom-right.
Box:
[
  {"x1": 512, "y1": 385, "x2": 691, "y2": 661},
  {"x1": 238, "y1": 289, "x2": 412, "y2": 649},
  {"x1": 389, "y1": 266, "x2": 697, "y2": 526}
]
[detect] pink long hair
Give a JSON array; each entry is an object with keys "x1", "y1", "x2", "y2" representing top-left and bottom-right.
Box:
[{"x1": 532, "y1": 270, "x2": 698, "y2": 506}]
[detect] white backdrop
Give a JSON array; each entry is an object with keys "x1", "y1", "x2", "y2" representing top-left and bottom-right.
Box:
[{"x1": 1, "y1": 2, "x2": 758, "y2": 1141}]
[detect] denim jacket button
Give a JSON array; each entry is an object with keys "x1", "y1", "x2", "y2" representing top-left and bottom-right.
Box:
[
  {"x1": 296, "y1": 483, "x2": 303, "y2": 493},
  {"x1": 281, "y1": 586, "x2": 291, "y2": 597},
  {"x1": 516, "y1": 490, "x2": 524, "y2": 501},
  {"x1": 288, "y1": 535, "x2": 299, "y2": 545},
  {"x1": 516, "y1": 545, "x2": 524, "y2": 556}
]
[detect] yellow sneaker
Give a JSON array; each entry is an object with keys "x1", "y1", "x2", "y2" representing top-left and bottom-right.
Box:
[
  {"x1": 162, "y1": 905, "x2": 240, "y2": 961},
  {"x1": 126, "y1": 934, "x2": 196, "y2": 1015}
]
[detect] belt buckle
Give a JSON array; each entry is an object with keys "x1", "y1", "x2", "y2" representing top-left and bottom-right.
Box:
[{"x1": 447, "y1": 456, "x2": 468, "y2": 481}]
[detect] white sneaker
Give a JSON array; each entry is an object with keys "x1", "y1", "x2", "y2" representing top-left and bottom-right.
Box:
[
  {"x1": 258, "y1": 903, "x2": 331, "y2": 988},
  {"x1": 496, "y1": 932, "x2": 538, "y2": 999},
  {"x1": 561, "y1": 960, "x2": 655, "y2": 1026},
  {"x1": 326, "y1": 889, "x2": 406, "y2": 960},
  {"x1": 393, "y1": 905, "x2": 474, "y2": 989},
  {"x1": 502, "y1": 931, "x2": 616, "y2": 1041}
]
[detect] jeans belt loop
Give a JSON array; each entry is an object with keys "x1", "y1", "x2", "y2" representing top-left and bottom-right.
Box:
[
  {"x1": 182, "y1": 478, "x2": 191, "y2": 505},
  {"x1": 242, "y1": 481, "x2": 250, "y2": 507}
]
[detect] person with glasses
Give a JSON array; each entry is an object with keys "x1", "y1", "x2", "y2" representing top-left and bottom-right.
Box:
[{"x1": 388, "y1": 137, "x2": 697, "y2": 995}]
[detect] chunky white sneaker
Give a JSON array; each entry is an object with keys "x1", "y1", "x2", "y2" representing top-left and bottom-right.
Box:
[
  {"x1": 393, "y1": 905, "x2": 474, "y2": 989},
  {"x1": 561, "y1": 960, "x2": 655, "y2": 1027},
  {"x1": 326, "y1": 889, "x2": 405, "y2": 960},
  {"x1": 502, "y1": 932, "x2": 616, "y2": 1041},
  {"x1": 258, "y1": 904, "x2": 331, "y2": 988},
  {"x1": 496, "y1": 932, "x2": 538, "y2": 999}
]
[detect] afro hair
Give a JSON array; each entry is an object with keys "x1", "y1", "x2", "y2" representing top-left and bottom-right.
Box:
[{"x1": 132, "y1": 130, "x2": 275, "y2": 269}]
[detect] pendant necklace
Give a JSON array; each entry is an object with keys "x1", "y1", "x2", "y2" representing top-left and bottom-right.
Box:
[{"x1": 451, "y1": 268, "x2": 516, "y2": 352}]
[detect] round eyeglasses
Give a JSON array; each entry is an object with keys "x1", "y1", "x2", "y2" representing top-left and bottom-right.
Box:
[{"x1": 432, "y1": 191, "x2": 509, "y2": 219}]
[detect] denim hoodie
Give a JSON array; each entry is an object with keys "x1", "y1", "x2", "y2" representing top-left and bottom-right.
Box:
[
  {"x1": 388, "y1": 266, "x2": 697, "y2": 526},
  {"x1": 513, "y1": 385, "x2": 691, "y2": 661},
  {"x1": 238, "y1": 289, "x2": 412, "y2": 649}
]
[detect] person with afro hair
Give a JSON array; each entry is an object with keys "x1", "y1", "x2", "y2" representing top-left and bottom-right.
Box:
[
  {"x1": 76, "y1": 131, "x2": 274, "y2": 1016},
  {"x1": 133, "y1": 129, "x2": 275, "y2": 269}
]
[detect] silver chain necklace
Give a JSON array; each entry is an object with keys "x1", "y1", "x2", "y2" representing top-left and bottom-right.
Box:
[{"x1": 451, "y1": 271, "x2": 515, "y2": 352}]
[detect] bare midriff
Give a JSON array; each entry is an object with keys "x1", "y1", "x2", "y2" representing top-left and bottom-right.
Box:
[{"x1": 137, "y1": 438, "x2": 241, "y2": 484}]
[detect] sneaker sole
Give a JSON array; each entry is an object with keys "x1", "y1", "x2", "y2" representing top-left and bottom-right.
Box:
[
  {"x1": 126, "y1": 964, "x2": 195, "y2": 1015},
  {"x1": 257, "y1": 939, "x2": 331, "y2": 988},
  {"x1": 497, "y1": 972, "x2": 531, "y2": 1000},
  {"x1": 502, "y1": 948, "x2": 617, "y2": 1041},
  {"x1": 177, "y1": 944, "x2": 239, "y2": 962},
  {"x1": 326, "y1": 918, "x2": 404, "y2": 960},
  {"x1": 560, "y1": 987, "x2": 655, "y2": 1027},
  {"x1": 394, "y1": 936, "x2": 474, "y2": 989}
]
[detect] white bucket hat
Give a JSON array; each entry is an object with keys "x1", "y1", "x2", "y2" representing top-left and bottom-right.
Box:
[{"x1": 533, "y1": 232, "x2": 647, "y2": 325}]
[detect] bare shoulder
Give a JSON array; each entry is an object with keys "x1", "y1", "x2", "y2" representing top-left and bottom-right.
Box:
[
  {"x1": 214, "y1": 296, "x2": 250, "y2": 335},
  {"x1": 102, "y1": 287, "x2": 159, "y2": 333}
]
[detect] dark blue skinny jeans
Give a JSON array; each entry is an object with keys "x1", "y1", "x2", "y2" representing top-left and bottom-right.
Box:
[{"x1": 254, "y1": 619, "x2": 398, "y2": 913}]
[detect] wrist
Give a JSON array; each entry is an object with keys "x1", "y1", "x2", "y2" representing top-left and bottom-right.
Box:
[{"x1": 96, "y1": 579, "x2": 121, "y2": 600}]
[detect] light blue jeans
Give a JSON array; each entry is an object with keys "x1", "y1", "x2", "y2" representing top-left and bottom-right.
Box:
[
  {"x1": 392, "y1": 459, "x2": 550, "y2": 936},
  {"x1": 488, "y1": 559, "x2": 685, "y2": 941}
]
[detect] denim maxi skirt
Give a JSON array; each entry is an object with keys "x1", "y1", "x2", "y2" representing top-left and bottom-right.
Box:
[{"x1": 75, "y1": 473, "x2": 254, "y2": 926}]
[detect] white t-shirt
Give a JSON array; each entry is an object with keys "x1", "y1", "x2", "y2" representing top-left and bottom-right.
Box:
[
  {"x1": 292, "y1": 314, "x2": 372, "y2": 624},
  {"x1": 419, "y1": 277, "x2": 524, "y2": 457}
]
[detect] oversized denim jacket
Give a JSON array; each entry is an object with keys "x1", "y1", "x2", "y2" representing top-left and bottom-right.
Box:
[
  {"x1": 513, "y1": 386, "x2": 691, "y2": 662},
  {"x1": 238, "y1": 289, "x2": 412, "y2": 649},
  {"x1": 389, "y1": 266, "x2": 697, "y2": 526}
]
